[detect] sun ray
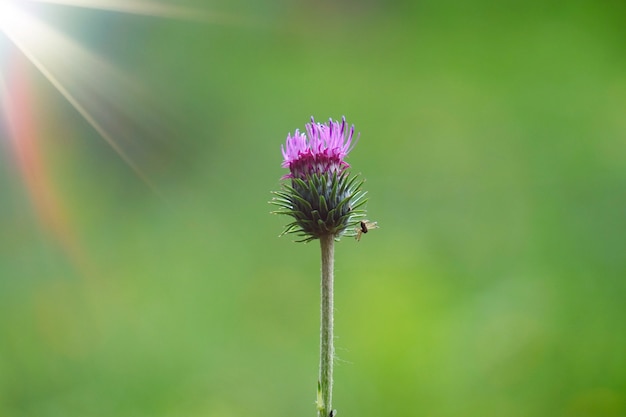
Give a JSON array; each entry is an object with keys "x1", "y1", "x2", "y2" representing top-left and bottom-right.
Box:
[
  {"x1": 8, "y1": 38, "x2": 160, "y2": 194},
  {"x1": 0, "y1": 0, "x2": 214, "y2": 276},
  {"x1": 1, "y1": 1, "x2": 162, "y2": 194},
  {"x1": 27, "y1": 0, "x2": 247, "y2": 24},
  {"x1": 31, "y1": 0, "x2": 203, "y2": 18}
]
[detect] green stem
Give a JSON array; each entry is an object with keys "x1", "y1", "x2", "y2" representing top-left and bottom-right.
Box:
[{"x1": 317, "y1": 234, "x2": 335, "y2": 417}]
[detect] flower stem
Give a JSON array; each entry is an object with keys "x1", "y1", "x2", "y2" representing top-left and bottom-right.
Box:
[{"x1": 317, "y1": 234, "x2": 335, "y2": 417}]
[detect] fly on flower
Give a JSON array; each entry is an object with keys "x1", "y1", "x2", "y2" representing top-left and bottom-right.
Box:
[{"x1": 355, "y1": 220, "x2": 378, "y2": 241}]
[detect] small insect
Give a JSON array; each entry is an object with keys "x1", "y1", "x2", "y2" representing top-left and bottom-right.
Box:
[
  {"x1": 355, "y1": 220, "x2": 378, "y2": 241},
  {"x1": 329, "y1": 410, "x2": 337, "y2": 417}
]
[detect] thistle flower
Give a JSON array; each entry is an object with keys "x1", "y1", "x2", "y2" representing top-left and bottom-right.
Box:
[
  {"x1": 270, "y1": 117, "x2": 374, "y2": 417},
  {"x1": 272, "y1": 116, "x2": 367, "y2": 242}
]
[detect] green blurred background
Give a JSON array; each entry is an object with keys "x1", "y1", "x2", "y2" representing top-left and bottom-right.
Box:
[{"x1": 1, "y1": 1, "x2": 625, "y2": 416}]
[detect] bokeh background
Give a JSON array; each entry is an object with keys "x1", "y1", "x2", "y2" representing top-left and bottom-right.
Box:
[{"x1": 1, "y1": 1, "x2": 625, "y2": 416}]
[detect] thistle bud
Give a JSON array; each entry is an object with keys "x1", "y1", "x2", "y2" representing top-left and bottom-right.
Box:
[{"x1": 272, "y1": 116, "x2": 367, "y2": 242}]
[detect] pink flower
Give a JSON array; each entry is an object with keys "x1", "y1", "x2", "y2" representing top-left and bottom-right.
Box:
[
  {"x1": 272, "y1": 116, "x2": 367, "y2": 241},
  {"x1": 281, "y1": 116, "x2": 358, "y2": 180}
]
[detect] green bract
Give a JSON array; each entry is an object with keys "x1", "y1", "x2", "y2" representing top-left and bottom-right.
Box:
[{"x1": 271, "y1": 171, "x2": 367, "y2": 242}]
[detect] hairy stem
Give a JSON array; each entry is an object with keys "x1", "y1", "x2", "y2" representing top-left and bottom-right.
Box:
[{"x1": 317, "y1": 234, "x2": 335, "y2": 417}]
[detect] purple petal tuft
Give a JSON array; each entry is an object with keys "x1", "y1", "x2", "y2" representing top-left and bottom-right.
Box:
[{"x1": 281, "y1": 116, "x2": 357, "y2": 179}]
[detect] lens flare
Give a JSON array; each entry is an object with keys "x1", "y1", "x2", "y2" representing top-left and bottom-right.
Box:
[
  {"x1": 0, "y1": 1, "x2": 23, "y2": 32},
  {"x1": 1, "y1": 0, "x2": 230, "y2": 276},
  {"x1": 28, "y1": 0, "x2": 198, "y2": 17}
]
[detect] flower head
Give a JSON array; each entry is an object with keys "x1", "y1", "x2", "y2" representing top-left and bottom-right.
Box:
[
  {"x1": 281, "y1": 116, "x2": 357, "y2": 180},
  {"x1": 271, "y1": 116, "x2": 368, "y2": 242}
]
